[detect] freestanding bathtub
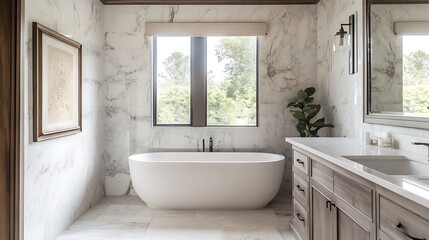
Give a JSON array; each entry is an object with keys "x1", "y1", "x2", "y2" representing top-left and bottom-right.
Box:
[{"x1": 129, "y1": 152, "x2": 285, "y2": 210}]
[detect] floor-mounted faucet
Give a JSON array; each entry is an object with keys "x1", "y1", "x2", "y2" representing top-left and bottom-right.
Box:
[{"x1": 412, "y1": 141, "x2": 429, "y2": 161}]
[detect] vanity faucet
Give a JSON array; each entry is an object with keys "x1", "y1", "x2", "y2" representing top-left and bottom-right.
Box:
[{"x1": 412, "y1": 141, "x2": 429, "y2": 161}]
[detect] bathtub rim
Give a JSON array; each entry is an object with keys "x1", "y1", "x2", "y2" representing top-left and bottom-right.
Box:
[{"x1": 128, "y1": 152, "x2": 285, "y2": 164}]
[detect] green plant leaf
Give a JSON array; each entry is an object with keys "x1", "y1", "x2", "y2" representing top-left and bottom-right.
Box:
[
  {"x1": 296, "y1": 122, "x2": 307, "y2": 137},
  {"x1": 303, "y1": 104, "x2": 318, "y2": 112},
  {"x1": 304, "y1": 97, "x2": 314, "y2": 104},
  {"x1": 303, "y1": 104, "x2": 321, "y2": 120},
  {"x1": 297, "y1": 121, "x2": 307, "y2": 131},
  {"x1": 311, "y1": 118, "x2": 327, "y2": 128},
  {"x1": 291, "y1": 110, "x2": 305, "y2": 121},
  {"x1": 287, "y1": 101, "x2": 304, "y2": 109},
  {"x1": 309, "y1": 130, "x2": 320, "y2": 137},
  {"x1": 296, "y1": 102, "x2": 305, "y2": 109},
  {"x1": 297, "y1": 90, "x2": 307, "y2": 101},
  {"x1": 311, "y1": 118, "x2": 334, "y2": 129},
  {"x1": 304, "y1": 87, "x2": 316, "y2": 97},
  {"x1": 287, "y1": 101, "x2": 298, "y2": 108},
  {"x1": 287, "y1": 86, "x2": 334, "y2": 137},
  {"x1": 303, "y1": 129, "x2": 312, "y2": 137}
]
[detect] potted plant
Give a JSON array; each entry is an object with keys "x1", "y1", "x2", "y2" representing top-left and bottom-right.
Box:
[{"x1": 287, "y1": 87, "x2": 334, "y2": 137}]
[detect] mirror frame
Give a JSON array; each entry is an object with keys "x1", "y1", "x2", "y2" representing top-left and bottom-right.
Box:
[{"x1": 364, "y1": 0, "x2": 429, "y2": 129}]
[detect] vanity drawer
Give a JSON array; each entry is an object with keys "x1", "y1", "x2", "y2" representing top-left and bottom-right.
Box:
[
  {"x1": 379, "y1": 196, "x2": 429, "y2": 240},
  {"x1": 293, "y1": 151, "x2": 309, "y2": 175},
  {"x1": 311, "y1": 160, "x2": 333, "y2": 192},
  {"x1": 293, "y1": 198, "x2": 309, "y2": 238},
  {"x1": 293, "y1": 171, "x2": 309, "y2": 206},
  {"x1": 334, "y1": 172, "x2": 373, "y2": 221}
]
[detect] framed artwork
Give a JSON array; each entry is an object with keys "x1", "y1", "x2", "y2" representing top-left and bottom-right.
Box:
[{"x1": 33, "y1": 22, "x2": 82, "y2": 142}]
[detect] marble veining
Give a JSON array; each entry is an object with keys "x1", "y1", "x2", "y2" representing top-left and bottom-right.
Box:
[
  {"x1": 316, "y1": 0, "x2": 363, "y2": 138},
  {"x1": 23, "y1": 0, "x2": 105, "y2": 240},
  {"x1": 102, "y1": 5, "x2": 318, "y2": 201},
  {"x1": 55, "y1": 197, "x2": 295, "y2": 240}
]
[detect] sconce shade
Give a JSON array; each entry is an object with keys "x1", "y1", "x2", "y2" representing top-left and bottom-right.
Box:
[
  {"x1": 333, "y1": 27, "x2": 350, "y2": 52},
  {"x1": 332, "y1": 14, "x2": 357, "y2": 75}
]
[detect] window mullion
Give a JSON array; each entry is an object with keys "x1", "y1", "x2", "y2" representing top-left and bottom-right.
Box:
[
  {"x1": 152, "y1": 37, "x2": 158, "y2": 126},
  {"x1": 191, "y1": 37, "x2": 207, "y2": 127}
]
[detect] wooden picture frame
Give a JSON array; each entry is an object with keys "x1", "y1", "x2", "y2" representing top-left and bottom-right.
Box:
[{"x1": 33, "y1": 22, "x2": 82, "y2": 142}]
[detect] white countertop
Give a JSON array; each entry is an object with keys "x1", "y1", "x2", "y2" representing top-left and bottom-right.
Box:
[{"x1": 286, "y1": 137, "x2": 429, "y2": 209}]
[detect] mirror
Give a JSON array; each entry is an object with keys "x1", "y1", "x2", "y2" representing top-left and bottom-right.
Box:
[{"x1": 366, "y1": 0, "x2": 429, "y2": 129}]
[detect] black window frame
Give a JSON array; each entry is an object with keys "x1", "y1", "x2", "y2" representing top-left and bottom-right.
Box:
[{"x1": 152, "y1": 36, "x2": 259, "y2": 127}]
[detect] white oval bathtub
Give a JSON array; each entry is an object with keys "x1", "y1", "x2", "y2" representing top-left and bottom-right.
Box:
[{"x1": 129, "y1": 152, "x2": 285, "y2": 210}]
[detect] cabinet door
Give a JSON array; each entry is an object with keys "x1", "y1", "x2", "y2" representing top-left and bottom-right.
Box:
[
  {"x1": 379, "y1": 195, "x2": 429, "y2": 240},
  {"x1": 312, "y1": 187, "x2": 334, "y2": 240},
  {"x1": 337, "y1": 207, "x2": 371, "y2": 240}
]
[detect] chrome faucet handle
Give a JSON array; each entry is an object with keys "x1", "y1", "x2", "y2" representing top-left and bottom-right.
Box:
[{"x1": 412, "y1": 141, "x2": 429, "y2": 161}]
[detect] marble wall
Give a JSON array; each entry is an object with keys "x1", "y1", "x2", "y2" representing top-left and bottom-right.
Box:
[
  {"x1": 317, "y1": 0, "x2": 429, "y2": 155},
  {"x1": 103, "y1": 5, "x2": 319, "y2": 198},
  {"x1": 23, "y1": 0, "x2": 105, "y2": 239},
  {"x1": 316, "y1": 0, "x2": 364, "y2": 138}
]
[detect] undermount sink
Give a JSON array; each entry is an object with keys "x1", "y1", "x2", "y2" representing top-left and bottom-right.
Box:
[{"x1": 343, "y1": 155, "x2": 429, "y2": 176}]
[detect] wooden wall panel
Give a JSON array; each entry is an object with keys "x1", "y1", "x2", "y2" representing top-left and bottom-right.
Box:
[
  {"x1": 0, "y1": 0, "x2": 21, "y2": 239},
  {"x1": 0, "y1": 0, "x2": 13, "y2": 236}
]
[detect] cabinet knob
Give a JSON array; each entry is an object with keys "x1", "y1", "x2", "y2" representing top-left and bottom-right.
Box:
[{"x1": 396, "y1": 223, "x2": 426, "y2": 240}]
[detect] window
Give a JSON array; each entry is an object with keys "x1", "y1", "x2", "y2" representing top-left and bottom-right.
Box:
[
  {"x1": 402, "y1": 35, "x2": 429, "y2": 116},
  {"x1": 154, "y1": 37, "x2": 191, "y2": 125},
  {"x1": 153, "y1": 36, "x2": 258, "y2": 126}
]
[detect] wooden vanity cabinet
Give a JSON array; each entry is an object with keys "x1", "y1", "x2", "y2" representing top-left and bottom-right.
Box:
[
  {"x1": 311, "y1": 185, "x2": 334, "y2": 240},
  {"x1": 290, "y1": 145, "x2": 429, "y2": 240},
  {"x1": 377, "y1": 188, "x2": 429, "y2": 240},
  {"x1": 291, "y1": 150, "x2": 311, "y2": 240},
  {"x1": 311, "y1": 184, "x2": 372, "y2": 240},
  {"x1": 291, "y1": 147, "x2": 376, "y2": 240},
  {"x1": 312, "y1": 183, "x2": 375, "y2": 240},
  {"x1": 311, "y1": 157, "x2": 375, "y2": 240}
]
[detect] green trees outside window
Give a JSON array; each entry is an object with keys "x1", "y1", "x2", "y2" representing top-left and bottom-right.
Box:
[
  {"x1": 154, "y1": 36, "x2": 258, "y2": 126},
  {"x1": 403, "y1": 50, "x2": 429, "y2": 115}
]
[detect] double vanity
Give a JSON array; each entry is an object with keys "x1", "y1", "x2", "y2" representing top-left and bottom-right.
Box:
[{"x1": 287, "y1": 137, "x2": 429, "y2": 240}]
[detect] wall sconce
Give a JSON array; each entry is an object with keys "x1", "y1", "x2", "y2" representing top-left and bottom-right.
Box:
[{"x1": 333, "y1": 14, "x2": 357, "y2": 75}]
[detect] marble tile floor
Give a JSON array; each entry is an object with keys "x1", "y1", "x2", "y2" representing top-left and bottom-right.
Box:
[{"x1": 56, "y1": 196, "x2": 296, "y2": 240}]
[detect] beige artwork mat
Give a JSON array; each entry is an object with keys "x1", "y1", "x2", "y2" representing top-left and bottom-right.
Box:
[{"x1": 41, "y1": 33, "x2": 79, "y2": 133}]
